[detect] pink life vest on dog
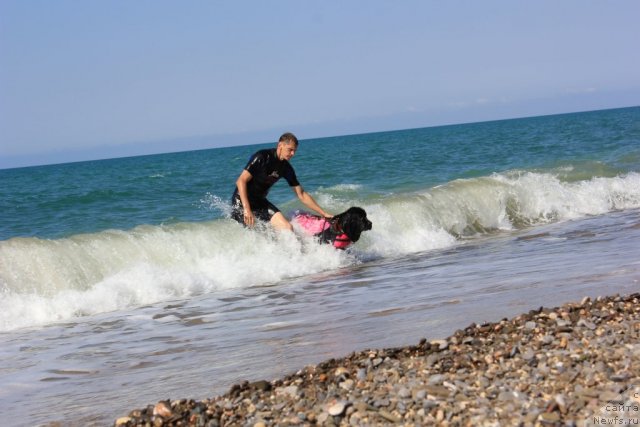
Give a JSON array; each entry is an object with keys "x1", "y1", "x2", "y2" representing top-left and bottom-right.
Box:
[{"x1": 294, "y1": 212, "x2": 352, "y2": 249}]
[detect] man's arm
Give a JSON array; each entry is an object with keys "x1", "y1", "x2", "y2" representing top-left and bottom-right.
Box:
[
  {"x1": 236, "y1": 170, "x2": 256, "y2": 227},
  {"x1": 293, "y1": 185, "x2": 332, "y2": 218}
]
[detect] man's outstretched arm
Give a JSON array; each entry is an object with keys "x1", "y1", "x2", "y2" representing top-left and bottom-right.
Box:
[{"x1": 293, "y1": 185, "x2": 332, "y2": 218}]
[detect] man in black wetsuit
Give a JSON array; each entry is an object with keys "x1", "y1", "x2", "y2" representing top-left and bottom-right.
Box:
[{"x1": 231, "y1": 132, "x2": 332, "y2": 231}]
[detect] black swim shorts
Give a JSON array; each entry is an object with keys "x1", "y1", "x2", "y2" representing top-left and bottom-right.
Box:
[{"x1": 230, "y1": 194, "x2": 280, "y2": 225}]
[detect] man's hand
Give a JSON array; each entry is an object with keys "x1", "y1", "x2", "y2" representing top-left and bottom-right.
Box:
[{"x1": 243, "y1": 209, "x2": 255, "y2": 227}]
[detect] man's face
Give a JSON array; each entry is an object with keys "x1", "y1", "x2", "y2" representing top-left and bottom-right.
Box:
[{"x1": 277, "y1": 141, "x2": 297, "y2": 161}]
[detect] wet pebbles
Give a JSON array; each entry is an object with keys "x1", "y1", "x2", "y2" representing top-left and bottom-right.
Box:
[{"x1": 115, "y1": 293, "x2": 640, "y2": 426}]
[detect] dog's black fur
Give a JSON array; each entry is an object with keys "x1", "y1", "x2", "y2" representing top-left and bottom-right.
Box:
[{"x1": 318, "y1": 207, "x2": 372, "y2": 246}]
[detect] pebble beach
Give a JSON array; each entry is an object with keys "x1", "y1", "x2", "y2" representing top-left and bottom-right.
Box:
[{"x1": 114, "y1": 292, "x2": 640, "y2": 427}]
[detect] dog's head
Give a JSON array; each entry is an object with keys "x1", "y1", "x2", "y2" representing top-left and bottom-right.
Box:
[{"x1": 336, "y1": 207, "x2": 372, "y2": 243}]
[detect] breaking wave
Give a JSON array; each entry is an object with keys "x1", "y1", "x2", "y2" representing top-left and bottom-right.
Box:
[{"x1": 1, "y1": 171, "x2": 638, "y2": 331}]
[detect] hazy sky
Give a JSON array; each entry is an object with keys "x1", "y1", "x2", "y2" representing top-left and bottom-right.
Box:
[{"x1": 1, "y1": 1, "x2": 639, "y2": 168}]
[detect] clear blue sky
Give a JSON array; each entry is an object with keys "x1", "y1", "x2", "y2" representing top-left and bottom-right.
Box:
[{"x1": 1, "y1": 1, "x2": 639, "y2": 168}]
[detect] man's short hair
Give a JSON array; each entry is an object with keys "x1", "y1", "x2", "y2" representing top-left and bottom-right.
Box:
[{"x1": 278, "y1": 132, "x2": 299, "y2": 146}]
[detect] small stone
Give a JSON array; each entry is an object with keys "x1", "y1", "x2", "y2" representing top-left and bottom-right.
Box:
[
  {"x1": 427, "y1": 374, "x2": 445, "y2": 385},
  {"x1": 555, "y1": 394, "x2": 567, "y2": 412},
  {"x1": 525, "y1": 321, "x2": 537, "y2": 330},
  {"x1": 423, "y1": 399, "x2": 438, "y2": 410},
  {"x1": 373, "y1": 397, "x2": 390, "y2": 407},
  {"x1": 610, "y1": 372, "x2": 630, "y2": 382},
  {"x1": 356, "y1": 368, "x2": 367, "y2": 381},
  {"x1": 317, "y1": 412, "x2": 329, "y2": 423},
  {"x1": 425, "y1": 385, "x2": 450, "y2": 398},
  {"x1": 426, "y1": 353, "x2": 441, "y2": 367},
  {"x1": 524, "y1": 410, "x2": 540, "y2": 423},
  {"x1": 477, "y1": 376, "x2": 490, "y2": 388},
  {"x1": 328, "y1": 401, "x2": 347, "y2": 416},
  {"x1": 522, "y1": 348, "x2": 535, "y2": 361},
  {"x1": 431, "y1": 339, "x2": 448, "y2": 350},
  {"x1": 538, "y1": 412, "x2": 560, "y2": 424},
  {"x1": 153, "y1": 401, "x2": 172, "y2": 418},
  {"x1": 498, "y1": 391, "x2": 516, "y2": 401},
  {"x1": 578, "y1": 319, "x2": 597, "y2": 330},
  {"x1": 398, "y1": 387, "x2": 411, "y2": 398},
  {"x1": 414, "y1": 389, "x2": 427, "y2": 400},
  {"x1": 250, "y1": 380, "x2": 272, "y2": 391},
  {"x1": 340, "y1": 379, "x2": 355, "y2": 391},
  {"x1": 277, "y1": 385, "x2": 299, "y2": 398},
  {"x1": 354, "y1": 402, "x2": 368, "y2": 412},
  {"x1": 442, "y1": 380, "x2": 457, "y2": 392},
  {"x1": 334, "y1": 367, "x2": 349, "y2": 377},
  {"x1": 115, "y1": 417, "x2": 132, "y2": 426},
  {"x1": 510, "y1": 345, "x2": 520, "y2": 357},
  {"x1": 378, "y1": 410, "x2": 400, "y2": 423},
  {"x1": 256, "y1": 410, "x2": 272, "y2": 419}
]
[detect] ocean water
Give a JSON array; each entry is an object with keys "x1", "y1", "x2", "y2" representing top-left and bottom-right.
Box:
[{"x1": 1, "y1": 107, "x2": 639, "y2": 426}]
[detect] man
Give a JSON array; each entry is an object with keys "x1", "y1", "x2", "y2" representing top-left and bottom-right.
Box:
[{"x1": 231, "y1": 132, "x2": 332, "y2": 231}]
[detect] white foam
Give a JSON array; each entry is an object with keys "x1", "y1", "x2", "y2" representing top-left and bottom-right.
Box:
[
  {"x1": 493, "y1": 171, "x2": 640, "y2": 221},
  {"x1": 347, "y1": 172, "x2": 640, "y2": 256},
  {"x1": 0, "y1": 221, "x2": 348, "y2": 331},
  {"x1": 326, "y1": 183, "x2": 364, "y2": 192},
  {"x1": 198, "y1": 192, "x2": 231, "y2": 217}
]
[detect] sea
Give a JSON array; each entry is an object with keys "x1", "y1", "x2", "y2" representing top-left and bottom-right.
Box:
[{"x1": 1, "y1": 106, "x2": 639, "y2": 426}]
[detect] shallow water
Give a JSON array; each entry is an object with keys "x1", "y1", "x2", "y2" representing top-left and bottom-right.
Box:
[{"x1": 1, "y1": 209, "x2": 638, "y2": 426}]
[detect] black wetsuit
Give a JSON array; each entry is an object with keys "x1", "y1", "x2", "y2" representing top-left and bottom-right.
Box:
[{"x1": 231, "y1": 148, "x2": 300, "y2": 224}]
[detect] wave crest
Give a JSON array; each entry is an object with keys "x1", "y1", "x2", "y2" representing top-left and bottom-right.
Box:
[{"x1": 2, "y1": 171, "x2": 638, "y2": 331}]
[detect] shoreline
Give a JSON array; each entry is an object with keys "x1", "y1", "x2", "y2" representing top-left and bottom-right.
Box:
[{"x1": 115, "y1": 292, "x2": 640, "y2": 426}]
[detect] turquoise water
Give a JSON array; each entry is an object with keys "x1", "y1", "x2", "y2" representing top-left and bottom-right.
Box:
[{"x1": 1, "y1": 107, "x2": 640, "y2": 425}]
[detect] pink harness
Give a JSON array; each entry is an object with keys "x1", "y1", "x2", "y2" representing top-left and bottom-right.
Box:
[{"x1": 294, "y1": 212, "x2": 352, "y2": 249}]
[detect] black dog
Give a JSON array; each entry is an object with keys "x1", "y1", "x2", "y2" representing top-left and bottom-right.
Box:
[{"x1": 293, "y1": 207, "x2": 372, "y2": 250}]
